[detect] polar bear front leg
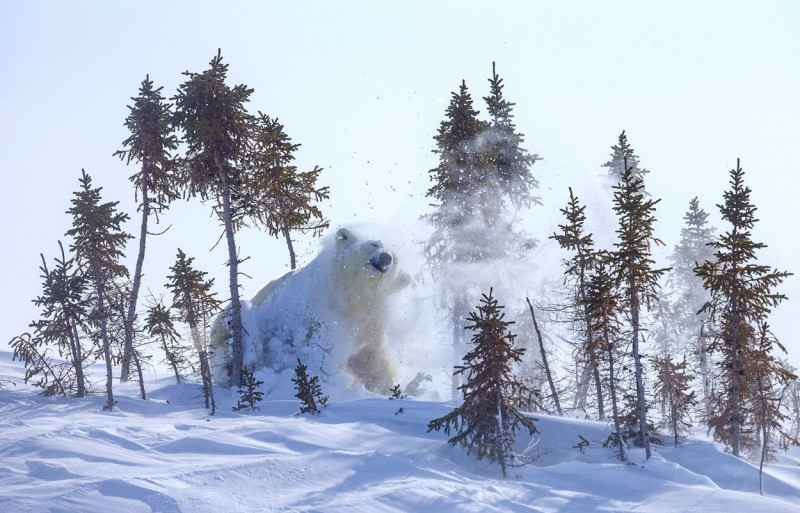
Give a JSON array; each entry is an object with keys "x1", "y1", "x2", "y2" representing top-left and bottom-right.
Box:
[{"x1": 345, "y1": 345, "x2": 397, "y2": 395}]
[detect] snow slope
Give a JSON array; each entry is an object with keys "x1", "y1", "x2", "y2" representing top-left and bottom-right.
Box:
[{"x1": 1, "y1": 352, "x2": 799, "y2": 513}]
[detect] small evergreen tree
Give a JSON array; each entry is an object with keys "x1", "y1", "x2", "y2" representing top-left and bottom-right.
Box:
[
  {"x1": 293, "y1": 358, "x2": 328, "y2": 415},
  {"x1": 602, "y1": 130, "x2": 649, "y2": 185},
  {"x1": 611, "y1": 150, "x2": 669, "y2": 459},
  {"x1": 666, "y1": 197, "x2": 716, "y2": 412},
  {"x1": 172, "y1": 50, "x2": 254, "y2": 387},
  {"x1": 427, "y1": 289, "x2": 539, "y2": 477},
  {"x1": 26, "y1": 242, "x2": 90, "y2": 396},
  {"x1": 10, "y1": 332, "x2": 73, "y2": 397},
  {"x1": 243, "y1": 113, "x2": 329, "y2": 270},
  {"x1": 652, "y1": 354, "x2": 697, "y2": 447},
  {"x1": 114, "y1": 75, "x2": 179, "y2": 383},
  {"x1": 143, "y1": 295, "x2": 189, "y2": 384},
  {"x1": 388, "y1": 384, "x2": 406, "y2": 400},
  {"x1": 233, "y1": 366, "x2": 264, "y2": 411},
  {"x1": 750, "y1": 323, "x2": 797, "y2": 461},
  {"x1": 551, "y1": 187, "x2": 604, "y2": 419},
  {"x1": 585, "y1": 255, "x2": 627, "y2": 462},
  {"x1": 166, "y1": 249, "x2": 221, "y2": 414},
  {"x1": 106, "y1": 279, "x2": 148, "y2": 400},
  {"x1": 66, "y1": 170, "x2": 132, "y2": 411},
  {"x1": 695, "y1": 159, "x2": 792, "y2": 457},
  {"x1": 617, "y1": 390, "x2": 661, "y2": 450}
]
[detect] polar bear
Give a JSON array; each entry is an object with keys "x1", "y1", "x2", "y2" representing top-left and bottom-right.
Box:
[{"x1": 208, "y1": 228, "x2": 410, "y2": 394}]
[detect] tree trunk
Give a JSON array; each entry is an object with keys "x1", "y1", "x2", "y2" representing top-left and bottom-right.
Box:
[
  {"x1": 215, "y1": 153, "x2": 243, "y2": 388},
  {"x1": 730, "y1": 282, "x2": 742, "y2": 457},
  {"x1": 572, "y1": 362, "x2": 591, "y2": 412},
  {"x1": 451, "y1": 293, "x2": 468, "y2": 400},
  {"x1": 161, "y1": 334, "x2": 182, "y2": 384},
  {"x1": 132, "y1": 346, "x2": 146, "y2": 400},
  {"x1": 190, "y1": 323, "x2": 216, "y2": 415},
  {"x1": 94, "y1": 269, "x2": 115, "y2": 411},
  {"x1": 606, "y1": 333, "x2": 627, "y2": 462},
  {"x1": 527, "y1": 298, "x2": 562, "y2": 416},
  {"x1": 68, "y1": 315, "x2": 86, "y2": 397},
  {"x1": 592, "y1": 362, "x2": 605, "y2": 421},
  {"x1": 671, "y1": 393, "x2": 679, "y2": 447},
  {"x1": 630, "y1": 283, "x2": 651, "y2": 459},
  {"x1": 121, "y1": 174, "x2": 150, "y2": 382},
  {"x1": 577, "y1": 249, "x2": 604, "y2": 419},
  {"x1": 698, "y1": 324, "x2": 711, "y2": 414},
  {"x1": 283, "y1": 221, "x2": 297, "y2": 270}
]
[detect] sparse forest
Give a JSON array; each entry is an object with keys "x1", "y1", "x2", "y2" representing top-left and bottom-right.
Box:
[{"x1": 9, "y1": 54, "x2": 796, "y2": 475}]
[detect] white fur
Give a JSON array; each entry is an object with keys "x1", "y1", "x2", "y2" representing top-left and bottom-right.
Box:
[{"x1": 208, "y1": 228, "x2": 410, "y2": 394}]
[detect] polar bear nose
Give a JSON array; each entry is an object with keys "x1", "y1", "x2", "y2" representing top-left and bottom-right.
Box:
[{"x1": 370, "y1": 251, "x2": 393, "y2": 274}]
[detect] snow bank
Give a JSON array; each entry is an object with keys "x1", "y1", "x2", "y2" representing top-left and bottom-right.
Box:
[{"x1": 1, "y1": 352, "x2": 800, "y2": 512}]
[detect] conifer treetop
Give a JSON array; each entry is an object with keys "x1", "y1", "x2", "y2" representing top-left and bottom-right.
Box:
[
  {"x1": 551, "y1": 187, "x2": 596, "y2": 278},
  {"x1": 611, "y1": 161, "x2": 669, "y2": 309},
  {"x1": 603, "y1": 130, "x2": 649, "y2": 184},
  {"x1": 66, "y1": 170, "x2": 132, "y2": 280},
  {"x1": 172, "y1": 49, "x2": 255, "y2": 201},
  {"x1": 115, "y1": 75, "x2": 180, "y2": 211},
  {"x1": 240, "y1": 113, "x2": 330, "y2": 240},
  {"x1": 165, "y1": 249, "x2": 221, "y2": 328}
]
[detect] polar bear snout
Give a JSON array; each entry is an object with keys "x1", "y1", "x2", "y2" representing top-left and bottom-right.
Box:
[{"x1": 370, "y1": 251, "x2": 393, "y2": 274}]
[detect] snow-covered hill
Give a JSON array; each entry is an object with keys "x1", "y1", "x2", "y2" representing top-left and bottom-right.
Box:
[{"x1": 1, "y1": 352, "x2": 799, "y2": 513}]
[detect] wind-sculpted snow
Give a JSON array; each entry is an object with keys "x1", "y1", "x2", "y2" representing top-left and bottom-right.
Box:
[{"x1": 1, "y1": 352, "x2": 800, "y2": 512}]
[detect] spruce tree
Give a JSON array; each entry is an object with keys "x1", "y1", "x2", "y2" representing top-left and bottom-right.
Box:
[
  {"x1": 66, "y1": 170, "x2": 132, "y2": 411},
  {"x1": 424, "y1": 79, "x2": 487, "y2": 270},
  {"x1": 611, "y1": 154, "x2": 669, "y2": 459},
  {"x1": 602, "y1": 130, "x2": 649, "y2": 185},
  {"x1": 482, "y1": 62, "x2": 540, "y2": 211},
  {"x1": 424, "y1": 65, "x2": 539, "y2": 399},
  {"x1": 585, "y1": 255, "x2": 627, "y2": 462},
  {"x1": 241, "y1": 112, "x2": 329, "y2": 269},
  {"x1": 172, "y1": 50, "x2": 254, "y2": 387},
  {"x1": 652, "y1": 355, "x2": 696, "y2": 447},
  {"x1": 26, "y1": 242, "x2": 90, "y2": 396},
  {"x1": 233, "y1": 366, "x2": 264, "y2": 411},
  {"x1": 106, "y1": 279, "x2": 148, "y2": 400},
  {"x1": 424, "y1": 79, "x2": 487, "y2": 399},
  {"x1": 143, "y1": 296, "x2": 188, "y2": 384},
  {"x1": 114, "y1": 75, "x2": 179, "y2": 382},
  {"x1": 750, "y1": 323, "x2": 796, "y2": 462},
  {"x1": 427, "y1": 289, "x2": 538, "y2": 477},
  {"x1": 551, "y1": 187, "x2": 604, "y2": 419},
  {"x1": 166, "y1": 249, "x2": 221, "y2": 414},
  {"x1": 695, "y1": 159, "x2": 793, "y2": 457},
  {"x1": 667, "y1": 197, "x2": 716, "y2": 411},
  {"x1": 293, "y1": 358, "x2": 328, "y2": 415},
  {"x1": 10, "y1": 332, "x2": 73, "y2": 396}
]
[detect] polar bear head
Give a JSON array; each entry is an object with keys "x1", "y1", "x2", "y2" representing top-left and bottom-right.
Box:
[{"x1": 331, "y1": 228, "x2": 411, "y2": 304}]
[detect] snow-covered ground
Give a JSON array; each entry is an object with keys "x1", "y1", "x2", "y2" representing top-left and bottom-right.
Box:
[{"x1": 1, "y1": 351, "x2": 799, "y2": 513}]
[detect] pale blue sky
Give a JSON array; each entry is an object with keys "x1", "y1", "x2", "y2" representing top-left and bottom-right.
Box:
[{"x1": 2, "y1": 1, "x2": 798, "y2": 364}]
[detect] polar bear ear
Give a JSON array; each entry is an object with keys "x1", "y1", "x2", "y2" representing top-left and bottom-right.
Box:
[
  {"x1": 336, "y1": 228, "x2": 356, "y2": 243},
  {"x1": 336, "y1": 228, "x2": 357, "y2": 253}
]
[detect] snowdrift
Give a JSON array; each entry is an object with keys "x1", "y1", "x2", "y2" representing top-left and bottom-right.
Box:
[{"x1": 1, "y1": 351, "x2": 800, "y2": 513}]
